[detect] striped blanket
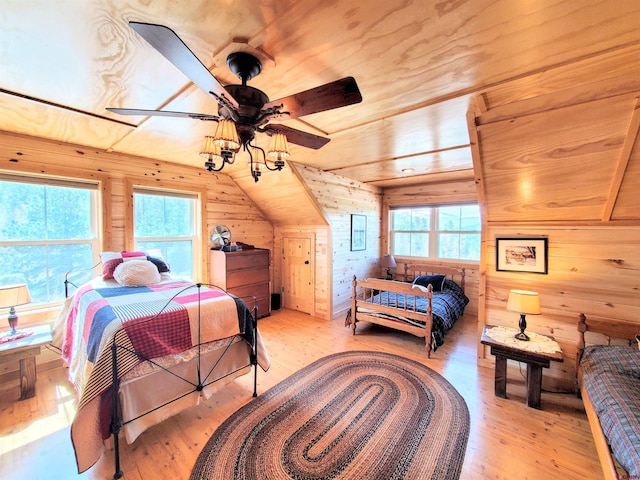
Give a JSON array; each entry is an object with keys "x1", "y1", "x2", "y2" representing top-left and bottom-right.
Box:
[{"x1": 54, "y1": 276, "x2": 269, "y2": 472}]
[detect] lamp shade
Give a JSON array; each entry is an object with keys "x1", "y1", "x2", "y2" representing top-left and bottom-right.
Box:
[
  {"x1": 0, "y1": 284, "x2": 32, "y2": 309},
  {"x1": 199, "y1": 136, "x2": 223, "y2": 159},
  {"x1": 267, "y1": 133, "x2": 290, "y2": 160},
  {"x1": 213, "y1": 119, "x2": 240, "y2": 151},
  {"x1": 507, "y1": 289, "x2": 541, "y2": 315},
  {"x1": 379, "y1": 254, "x2": 397, "y2": 268}
]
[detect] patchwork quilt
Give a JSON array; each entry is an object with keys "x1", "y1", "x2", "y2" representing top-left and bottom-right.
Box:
[{"x1": 54, "y1": 276, "x2": 269, "y2": 472}]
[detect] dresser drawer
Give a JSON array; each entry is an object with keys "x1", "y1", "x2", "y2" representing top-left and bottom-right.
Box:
[
  {"x1": 254, "y1": 296, "x2": 271, "y2": 318},
  {"x1": 238, "y1": 295, "x2": 271, "y2": 319},
  {"x1": 229, "y1": 283, "x2": 269, "y2": 301},
  {"x1": 230, "y1": 284, "x2": 270, "y2": 318},
  {"x1": 209, "y1": 249, "x2": 271, "y2": 318},
  {"x1": 226, "y1": 268, "x2": 270, "y2": 289},
  {"x1": 225, "y1": 251, "x2": 269, "y2": 271}
]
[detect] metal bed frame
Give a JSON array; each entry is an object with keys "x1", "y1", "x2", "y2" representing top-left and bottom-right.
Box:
[{"x1": 64, "y1": 268, "x2": 261, "y2": 479}]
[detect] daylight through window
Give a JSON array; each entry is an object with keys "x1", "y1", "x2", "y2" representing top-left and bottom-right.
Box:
[
  {"x1": 390, "y1": 204, "x2": 480, "y2": 261},
  {"x1": 0, "y1": 174, "x2": 100, "y2": 305},
  {"x1": 133, "y1": 187, "x2": 199, "y2": 280}
]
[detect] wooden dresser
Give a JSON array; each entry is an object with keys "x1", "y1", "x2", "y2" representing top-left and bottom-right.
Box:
[{"x1": 209, "y1": 249, "x2": 271, "y2": 318}]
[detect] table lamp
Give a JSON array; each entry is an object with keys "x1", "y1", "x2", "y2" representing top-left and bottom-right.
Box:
[
  {"x1": 0, "y1": 284, "x2": 32, "y2": 335},
  {"x1": 507, "y1": 289, "x2": 541, "y2": 341},
  {"x1": 379, "y1": 254, "x2": 397, "y2": 280}
]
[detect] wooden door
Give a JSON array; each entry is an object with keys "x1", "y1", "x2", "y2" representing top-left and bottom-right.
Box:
[{"x1": 282, "y1": 237, "x2": 313, "y2": 314}]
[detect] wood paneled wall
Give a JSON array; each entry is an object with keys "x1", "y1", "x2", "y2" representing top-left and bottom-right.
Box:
[
  {"x1": 470, "y1": 44, "x2": 640, "y2": 388},
  {"x1": 295, "y1": 165, "x2": 382, "y2": 320},
  {"x1": 480, "y1": 225, "x2": 640, "y2": 389},
  {"x1": 0, "y1": 130, "x2": 273, "y2": 319},
  {"x1": 0, "y1": 131, "x2": 383, "y2": 328},
  {"x1": 228, "y1": 160, "x2": 329, "y2": 228}
]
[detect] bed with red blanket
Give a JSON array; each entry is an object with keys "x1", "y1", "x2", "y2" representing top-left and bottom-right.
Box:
[{"x1": 53, "y1": 274, "x2": 270, "y2": 476}]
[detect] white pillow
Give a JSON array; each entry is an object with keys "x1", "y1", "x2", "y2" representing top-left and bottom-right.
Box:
[{"x1": 113, "y1": 260, "x2": 161, "y2": 287}]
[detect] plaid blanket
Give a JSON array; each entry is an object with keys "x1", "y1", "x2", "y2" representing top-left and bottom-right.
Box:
[
  {"x1": 366, "y1": 279, "x2": 469, "y2": 349},
  {"x1": 54, "y1": 276, "x2": 269, "y2": 473},
  {"x1": 580, "y1": 345, "x2": 640, "y2": 477}
]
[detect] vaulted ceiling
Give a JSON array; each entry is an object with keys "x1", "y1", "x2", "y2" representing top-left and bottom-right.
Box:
[{"x1": 1, "y1": 0, "x2": 639, "y2": 194}]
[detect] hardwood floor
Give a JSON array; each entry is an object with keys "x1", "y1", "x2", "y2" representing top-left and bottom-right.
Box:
[{"x1": 0, "y1": 309, "x2": 603, "y2": 479}]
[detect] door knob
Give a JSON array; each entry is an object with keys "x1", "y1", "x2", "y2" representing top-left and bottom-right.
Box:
[{"x1": 304, "y1": 260, "x2": 309, "y2": 264}]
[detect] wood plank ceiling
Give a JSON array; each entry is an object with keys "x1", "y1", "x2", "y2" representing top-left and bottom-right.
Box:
[{"x1": 1, "y1": 0, "x2": 639, "y2": 193}]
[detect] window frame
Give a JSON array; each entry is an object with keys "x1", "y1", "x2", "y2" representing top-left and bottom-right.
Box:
[
  {"x1": 389, "y1": 203, "x2": 481, "y2": 262},
  {"x1": 0, "y1": 170, "x2": 106, "y2": 310},
  {"x1": 126, "y1": 179, "x2": 207, "y2": 281}
]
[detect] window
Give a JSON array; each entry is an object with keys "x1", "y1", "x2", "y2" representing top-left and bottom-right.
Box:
[
  {"x1": 133, "y1": 187, "x2": 199, "y2": 280},
  {"x1": 0, "y1": 174, "x2": 100, "y2": 305},
  {"x1": 390, "y1": 204, "x2": 480, "y2": 261}
]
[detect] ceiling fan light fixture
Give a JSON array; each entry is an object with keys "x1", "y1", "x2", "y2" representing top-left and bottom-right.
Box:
[
  {"x1": 200, "y1": 136, "x2": 225, "y2": 172},
  {"x1": 200, "y1": 136, "x2": 222, "y2": 158},
  {"x1": 249, "y1": 146, "x2": 265, "y2": 183},
  {"x1": 249, "y1": 147, "x2": 264, "y2": 183},
  {"x1": 213, "y1": 119, "x2": 241, "y2": 152},
  {"x1": 109, "y1": 23, "x2": 363, "y2": 181},
  {"x1": 268, "y1": 133, "x2": 290, "y2": 161},
  {"x1": 250, "y1": 146, "x2": 264, "y2": 163}
]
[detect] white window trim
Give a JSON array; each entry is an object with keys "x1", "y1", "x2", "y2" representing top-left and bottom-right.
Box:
[
  {"x1": 128, "y1": 181, "x2": 206, "y2": 281},
  {"x1": 389, "y1": 203, "x2": 481, "y2": 261},
  {"x1": 0, "y1": 172, "x2": 104, "y2": 312}
]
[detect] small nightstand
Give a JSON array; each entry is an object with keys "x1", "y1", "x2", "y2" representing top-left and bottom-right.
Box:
[
  {"x1": 481, "y1": 324, "x2": 563, "y2": 409},
  {"x1": 0, "y1": 324, "x2": 53, "y2": 400}
]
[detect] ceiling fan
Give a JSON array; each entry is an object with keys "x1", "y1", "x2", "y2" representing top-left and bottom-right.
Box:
[{"x1": 107, "y1": 22, "x2": 363, "y2": 179}]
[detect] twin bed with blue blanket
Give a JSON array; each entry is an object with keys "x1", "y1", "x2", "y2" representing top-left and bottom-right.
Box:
[
  {"x1": 348, "y1": 264, "x2": 468, "y2": 357},
  {"x1": 577, "y1": 314, "x2": 640, "y2": 480}
]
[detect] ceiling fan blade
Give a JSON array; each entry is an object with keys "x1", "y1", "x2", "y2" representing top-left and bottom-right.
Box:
[
  {"x1": 129, "y1": 22, "x2": 239, "y2": 110},
  {"x1": 263, "y1": 124, "x2": 330, "y2": 150},
  {"x1": 264, "y1": 77, "x2": 362, "y2": 119},
  {"x1": 106, "y1": 107, "x2": 219, "y2": 121}
]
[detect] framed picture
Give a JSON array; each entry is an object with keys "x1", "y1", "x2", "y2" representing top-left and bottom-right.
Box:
[
  {"x1": 496, "y1": 237, "x2": 548, "y2": 274},
  {"x1": 350, "y1": 214, "x2": 366, "y2": 251}
]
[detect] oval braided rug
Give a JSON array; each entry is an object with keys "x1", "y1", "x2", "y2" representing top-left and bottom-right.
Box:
[{"x1": 191, "y1": 351, "x2": 469, "y2": 480}]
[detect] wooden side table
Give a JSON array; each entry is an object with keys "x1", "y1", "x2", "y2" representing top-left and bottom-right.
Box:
[
  {"x1": 481, "y1": 324, "x2": 563, "y2": 409},
  {"x1": 0, "y1": 324, "x2": 53, "y2": 400}
]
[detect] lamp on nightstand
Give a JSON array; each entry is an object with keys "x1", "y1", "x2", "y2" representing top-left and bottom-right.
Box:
[
  {"x1": 0, "y1": 284, "x2": 32, "y2": 336},
  {"x1": 507, "y1": 289, "x2": 541, "y2": 341},
  {"x1": 379, "y1": 254, "x2": 397, "y2": 280}
]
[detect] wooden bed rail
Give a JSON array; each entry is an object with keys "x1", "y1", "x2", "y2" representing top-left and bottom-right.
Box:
[
  {"x1": 576, "y1": 312, "x2": 638, "y2": 391},
  {"x1": 577, "y1": 313, "x2": 638, "y2": 360},
  {"x1": 402, "y1": 263, "x2": 466, "y2": 292},
  {"x1": 349, "y1": 262, "x2": 467, "y2": 358},
  {"x1": 353, "y1": 277, "x2": 433, "y2": 314}
]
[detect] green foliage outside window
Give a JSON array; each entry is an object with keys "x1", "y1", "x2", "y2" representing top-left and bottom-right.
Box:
[
  {"x1": 135, "y1": 194, "x2": 193, "y2": 238},
  {"x1": 390, "y1": 204, "x2": 480, "y2": 261},
  {"x1": 134, "y1": 192, "x2": 196, "y2": 280},
  {"x1": 0, "y1": 180, "x2": 97, "y2": 304}
]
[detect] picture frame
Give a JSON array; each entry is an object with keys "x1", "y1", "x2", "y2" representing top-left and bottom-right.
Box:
[
  {"x1": 350, "y1": 214, "x2": 366, "y2": 251},
  {"x1": 496, "y1": 237, "x2": 548, "y2": 274}
]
